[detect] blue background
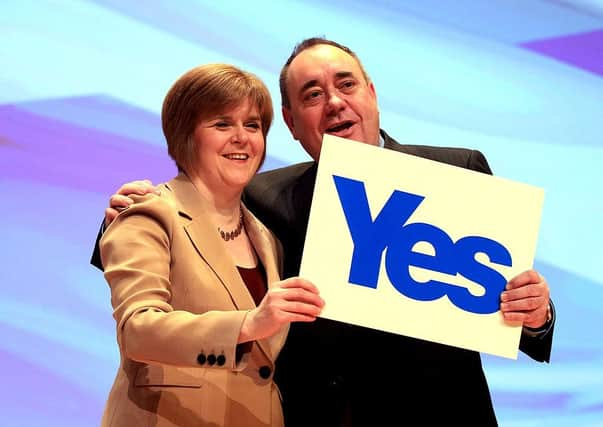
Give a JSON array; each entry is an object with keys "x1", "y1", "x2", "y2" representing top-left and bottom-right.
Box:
[{"x1": 1, "y1": 1, "x2": 602, "y2": 426}]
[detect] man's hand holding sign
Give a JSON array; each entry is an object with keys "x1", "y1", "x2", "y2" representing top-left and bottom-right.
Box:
[{"x1": 300, "y1": 135, "x2": 549, "y2": 359}]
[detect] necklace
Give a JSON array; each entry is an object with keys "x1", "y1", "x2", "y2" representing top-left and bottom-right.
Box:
[{"x1": 218, "y1": 211, "x2": 244, "y2": 241}]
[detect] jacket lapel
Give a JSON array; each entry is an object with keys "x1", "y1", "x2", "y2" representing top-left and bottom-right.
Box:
[
  {"x1": 166, "y1": 174, "x2": 256, "y2": 311},
  {"x1": 166, "y1": 174, "x2": 287, "y2": 362},
  {"x1": 242, "y1": 204, "x2": 289, "y2": 360}
]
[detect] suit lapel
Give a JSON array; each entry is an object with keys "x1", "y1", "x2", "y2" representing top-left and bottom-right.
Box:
[
  {"x1": 382, "y1": 129, "x2": 408, "y2": 153},
  {"x1": 242, "y1": 204, "x2": 280, "y2": 287},
  {"x1": 166, "y1": 175, "x2": 256, "y2": 311},
  {"x1": 284, "y1": 163, "x2": 317, "y2": 277},
  {"x1": 166, "y1": 174, "x2": 286, "y2": 363},
  {"x1": 242, "y1": 204, "x2": 289, "y2": 360},
  {"x1": 292, "y1": 163, "x2": 317, "y2": 235}
]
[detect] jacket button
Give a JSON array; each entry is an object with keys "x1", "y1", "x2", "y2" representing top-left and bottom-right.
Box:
[
  {"x1": 258, "y1": 366, "x2": 272, "y2": 379},
  {"x1": 207, "y1": 354, "x2": 217, "y2": 366},
  {"x1": 328, "y1": 375, "x2": 344, "y2": 390},
  {"x1": 217, "y1": 354, "x2": 226, "y2": 366},
  {"x1": 197, "y1": 353, "x2": 206, "y2": 365}
]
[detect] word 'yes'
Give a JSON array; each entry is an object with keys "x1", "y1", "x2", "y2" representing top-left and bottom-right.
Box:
[{"x1": 333, "y1": 175, "x2": 512, "y2": 314}]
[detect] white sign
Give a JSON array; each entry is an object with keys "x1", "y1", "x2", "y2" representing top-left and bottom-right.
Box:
[{"x1": 299, "y1": 135, "x2": 545, "y2": 359}]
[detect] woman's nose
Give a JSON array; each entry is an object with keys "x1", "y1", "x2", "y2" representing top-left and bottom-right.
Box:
[{"x1": 232, "y1": 125, "x2": 249, "y2": 144}]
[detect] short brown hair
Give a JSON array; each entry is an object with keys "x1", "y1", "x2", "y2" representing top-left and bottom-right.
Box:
[
  {"x1": 162, "y1": 63, "x2": 273, "y2": 173},
  {"x1": 279, "y1": 37, "x2": 370, "y2": 108}
]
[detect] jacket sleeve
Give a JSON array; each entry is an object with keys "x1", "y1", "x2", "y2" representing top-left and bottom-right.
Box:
[
  {"x1": 100, "y1": 194, "x2": 248, "y2": 369},
  {"x1": 466, "y1": 149, "x2": 493, "y2": 175},
  {"x1": 90, "y1": 219, "x2": 105, "y2": 271},
  {"x1": 519, "y1": 305, "x2": 554, "y2": 362}
]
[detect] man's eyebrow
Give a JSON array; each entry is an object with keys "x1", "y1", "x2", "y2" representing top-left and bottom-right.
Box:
[
  {"x1": 300, "y1": 79, "x2": 319, "y2": 94},
  {"x1": 335, "y1": 71, "x2": 354, "y2": 79},
  {"x1": 299, "y1": 71, "x2": 355, "y2": 94}
]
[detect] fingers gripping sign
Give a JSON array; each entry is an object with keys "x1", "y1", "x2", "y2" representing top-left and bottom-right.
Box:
[
  {"x1": 239, "y1": 277, "x2": 325, "y2": 343},
  {"x1": 500, "y1": 269, "x2": 551, "y2": 329}
]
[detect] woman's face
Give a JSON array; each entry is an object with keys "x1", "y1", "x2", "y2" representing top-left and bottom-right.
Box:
[{"x1": 191, "y1": 99, "x2": 265, "y2": 193}]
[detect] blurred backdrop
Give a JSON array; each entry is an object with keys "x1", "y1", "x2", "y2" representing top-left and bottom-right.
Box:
[{"x1": 1, "y1": 1, "x2": 602, "y2": 426}]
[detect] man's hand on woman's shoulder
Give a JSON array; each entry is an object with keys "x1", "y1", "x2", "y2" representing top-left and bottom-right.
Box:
[{"x1": 105, "y1": 179, "x2": 159, "y2": 227}]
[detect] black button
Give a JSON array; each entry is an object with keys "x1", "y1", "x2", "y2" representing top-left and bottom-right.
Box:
[
  {"x1": 258, "y1": 366, "x2": 271, "y2": 379},
  {"x1": 196, "y1": 353, "x2": 206, "y2": 365},
  {"x1": 328, "y1": 375, "x2": 344, "y2": 389},
  {"x1": 217, "y1": 354, "x2": 226, "y2": 366},
  {"x1": 207, "y1": 354, "x2": 217, "y2": 366}
]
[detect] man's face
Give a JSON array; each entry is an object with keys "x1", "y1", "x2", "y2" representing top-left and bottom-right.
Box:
[{"x1": 282, "y1": 44, "x2": 380, "y2": 161}]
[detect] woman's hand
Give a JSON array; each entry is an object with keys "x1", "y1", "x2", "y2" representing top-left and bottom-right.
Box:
[{"x1": 239, "y1": 277, "x2": 324, "y2": 343}]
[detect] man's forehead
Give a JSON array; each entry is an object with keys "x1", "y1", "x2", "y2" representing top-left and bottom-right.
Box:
[{"x1": 289, "y1": 45, "x2": 362, "y2": 83}]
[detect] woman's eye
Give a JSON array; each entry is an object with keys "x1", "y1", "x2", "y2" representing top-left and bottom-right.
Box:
[
  {"x1": 246, "y1": 122, "x2": 260, "y2": 130},
  {"x1": 215, "y1": 121, "x2": 229, "y2": 128}
]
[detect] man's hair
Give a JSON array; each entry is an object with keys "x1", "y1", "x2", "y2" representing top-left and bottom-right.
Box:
[
  {"x1": 279, "y1": 37, "x2": 370, "y2": 108},
  {"x1": 162, "y1": 63, "x2": 273, "y2": 173}
]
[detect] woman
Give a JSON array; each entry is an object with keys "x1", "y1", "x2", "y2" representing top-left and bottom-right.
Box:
[{"x1": 100, "y1": 64, "x2": 324, "y2": 427}]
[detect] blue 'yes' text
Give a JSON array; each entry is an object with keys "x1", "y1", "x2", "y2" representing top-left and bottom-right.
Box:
[{"x1": 333, "y1": 175, "x2": 512, "y2": 314}]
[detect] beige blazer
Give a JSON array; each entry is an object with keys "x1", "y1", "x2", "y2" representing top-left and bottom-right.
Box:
[{"x1": 100, "y1": 174, "x2": 287, "y2": 427}]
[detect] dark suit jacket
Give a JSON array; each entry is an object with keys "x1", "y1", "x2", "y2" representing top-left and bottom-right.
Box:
[
  {"x1": 242, "y1": 130, "x2": 554, "y2": 427},
  {"x1": 91, "y1": 130, "x2": 554, "y2": 426}
]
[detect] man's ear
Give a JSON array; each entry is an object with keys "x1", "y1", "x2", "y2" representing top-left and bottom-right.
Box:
[
  {"x1": 368, "y1": 81, "x2": 377, "y2": 101},
  {"x1": 282, "y1": 106, "x2": 298, "y2": 140}
]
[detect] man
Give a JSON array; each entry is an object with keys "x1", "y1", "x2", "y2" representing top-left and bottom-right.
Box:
[{"x1": 92, "y1": 38, "x2": 554, "y2": 426}]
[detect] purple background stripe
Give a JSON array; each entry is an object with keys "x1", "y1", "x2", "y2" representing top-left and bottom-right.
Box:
[{"x1": 520, "y1": 29, "x2": 603, "y2": 77}]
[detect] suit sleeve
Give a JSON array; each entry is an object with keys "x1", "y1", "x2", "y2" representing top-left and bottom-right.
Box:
[
  {"x1": 100, "y1": 195, "x2": 248, "y2": 369},
  {"x1": 90, "y1": 219, "x2": 104, "y2": 271},
  {"x1": 467, "y1": 149, "x2": 554, "y2": 363},
  {"x1": 466, "y1": 149, "x2": 493, "y2": 175},
  {"x1": 519, "y1": 305, "x2": 554, "y2": 362}
]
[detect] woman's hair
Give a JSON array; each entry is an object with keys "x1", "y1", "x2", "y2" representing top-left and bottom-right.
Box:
[{"x1": 161, "y1": 63, "x2": 273, "y2": 173}]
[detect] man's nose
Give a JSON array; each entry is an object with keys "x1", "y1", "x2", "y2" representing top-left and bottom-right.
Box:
[{"x1": 325, "y1": 93, "x2": 346, "y2": 115}]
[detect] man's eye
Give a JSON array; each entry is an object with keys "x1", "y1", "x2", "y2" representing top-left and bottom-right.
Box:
[
  {"x1": 340, "y1": 80, "x2": 356, "y2": 90},
  {"x1": 304, "y1": 90, "x2": 323, "y2": 101}
]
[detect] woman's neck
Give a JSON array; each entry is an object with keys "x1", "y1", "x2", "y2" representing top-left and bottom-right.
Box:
[
  {"x1": 187, "y1": 172, "x2": 256, "y2": 266},
  {"x1": 187, "y1": 173, "x2": 243, "y2": 227}
]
